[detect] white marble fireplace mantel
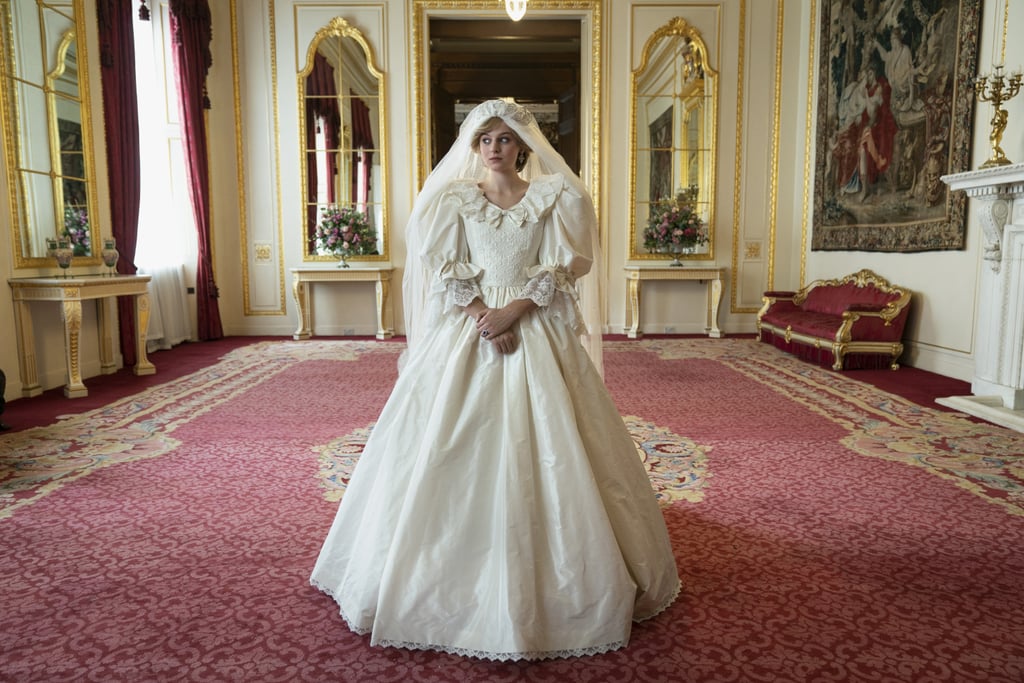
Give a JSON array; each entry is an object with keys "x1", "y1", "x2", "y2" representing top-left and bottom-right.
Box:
[{"x1": 939, "y1": 163, "x2": 1024, "y2": 432}]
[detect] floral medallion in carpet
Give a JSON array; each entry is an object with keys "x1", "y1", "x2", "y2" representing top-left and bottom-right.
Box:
[
  {"x1": 624, "y1": 338, "x2": 1024, "y2": 516},
  {"x1": 314, "y1": 416, "x2": 712, "y2": 506},
  {"x1": 2, "y1": 338, "x2": 1024, "y2": 683},
  {"x1": 3, "y1": 337, "x2": 1022, "y2": 519},
  {"x1": 0, "y1": 340, "x2": 397, "y2": 519}
]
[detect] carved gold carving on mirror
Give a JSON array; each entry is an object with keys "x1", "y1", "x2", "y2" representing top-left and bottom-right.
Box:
[
  {"x1": 0, "y1": 0, "x2": 100, "y2": 267},
  {"x1": 298, "y1": 17, "x2": 388, "y2": 263},
  {"x1": 629, "y1": 17, "x2": 718, "y2": 261}
]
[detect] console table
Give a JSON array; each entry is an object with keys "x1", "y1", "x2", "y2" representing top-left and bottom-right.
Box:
[
  {"x1": 624, "y1": 266, "x2": 725, "y2": 338},
  {"x1": 8, "y1": 275, "x2": 155, "y2": 398},
  {"x1": 291, "y1": 267, "x2": 394, "y2": 340}
]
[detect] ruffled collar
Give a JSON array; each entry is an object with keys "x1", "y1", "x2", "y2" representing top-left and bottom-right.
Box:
[{"x1": 446, "y1": 174, "x2": 563, "y2": 228}]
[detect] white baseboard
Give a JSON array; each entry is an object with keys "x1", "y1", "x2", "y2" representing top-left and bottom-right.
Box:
[{"x1": 901, "y1": 341, "x2": 974, "y2": 382}]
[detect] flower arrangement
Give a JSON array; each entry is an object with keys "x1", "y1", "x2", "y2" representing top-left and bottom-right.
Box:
[
  {"x1": 642, "y1": 187, "x2": 708, "y2": 254},
  {"x1": 63, "y1": 206, "x2": 91, "y2": 256},
  {"x1": 314, "y1": 205, "x2": 377, "y2": 259}
]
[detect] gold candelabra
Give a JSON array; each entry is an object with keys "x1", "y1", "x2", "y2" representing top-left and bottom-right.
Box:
[{"x1": 974, "y1": 65, "x2": 1023, "y2": 168}]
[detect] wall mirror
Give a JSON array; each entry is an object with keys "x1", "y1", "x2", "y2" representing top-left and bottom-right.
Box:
[
  {"x1": 629, "y1": 17, "x2": 717, "y2": 261},
  {"x1": 0, "y1": 0, "x2": 99, "y2": 267},
  {"x1": 299, "y1": 17, "x2": 388, "y2": 263}
]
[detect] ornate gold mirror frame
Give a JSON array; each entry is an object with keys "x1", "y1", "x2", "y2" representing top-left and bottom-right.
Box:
[
  {"x1": 298, "y1": 17, "x2": 388, "y2": 263},
  {"x1": 628, "y1": 17, "x2": 718, "y2": 261},
  {"x1": 0, "y1": 0, "x2": 99, "y2": 267}
]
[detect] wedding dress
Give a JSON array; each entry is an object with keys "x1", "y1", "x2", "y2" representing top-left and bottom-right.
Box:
[{"x1": 310, "y1": 172, "x2": 680, "y2": 662}]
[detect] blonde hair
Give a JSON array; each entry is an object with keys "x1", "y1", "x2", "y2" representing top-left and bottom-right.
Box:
[{"x1": 470, "y1": 116, "x2": 532, "y2": 171}]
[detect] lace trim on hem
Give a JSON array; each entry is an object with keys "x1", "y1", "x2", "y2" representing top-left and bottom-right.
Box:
[
  {"x1": 311, "y1": 576, "x2": 679, "y2": 662},
  {"x1": 312, "y1": 577, "x2": 627, "y2": 661},
  {"x1": 372, "y1": 637, "x2": 628, "y2": 663},
  {"x1": 633, "y1": 578, "x2": 683, "y2": 623},
  {"x1": 310, "y1": 578, "x2": 372, "y2": 635}
]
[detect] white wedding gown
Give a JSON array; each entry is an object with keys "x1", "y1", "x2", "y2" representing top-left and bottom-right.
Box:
[{"x1": 310, "y1": 174, "x2": 680, "y2": 661}]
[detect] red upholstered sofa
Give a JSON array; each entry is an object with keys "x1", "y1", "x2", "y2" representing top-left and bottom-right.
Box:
[{"x1": 756, "y1": 269, "x2": 912, "y2": 370}]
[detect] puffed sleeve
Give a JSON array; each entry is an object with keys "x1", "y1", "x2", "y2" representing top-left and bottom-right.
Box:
[
  {"x1": 420, "y1": 180, "x2": 484, "y2": 313},
  {"x1": 517, "y1": 175, "x2": 595, "y2": 335}
]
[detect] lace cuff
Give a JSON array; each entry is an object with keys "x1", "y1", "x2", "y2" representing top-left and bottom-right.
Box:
[
  {"x1": 446, "y1": 278, "x2": 483, "y2": 309},
  {"x1": 518, "y1": 266, "x2": 586, "y2": 336},
  {"x1": 520, "y1": 265, "x2": 577, "y2": 305},
  {"x1": 518, "y1": 270, "x2": 556, "y2": 307},
  {"x1": 430, "y1": 260, "x2": 483, "y2": 312}
]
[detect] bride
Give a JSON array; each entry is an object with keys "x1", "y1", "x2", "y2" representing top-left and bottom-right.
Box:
[{"x1": 310, "y1": 99, "x2": 680, "y2": 661}]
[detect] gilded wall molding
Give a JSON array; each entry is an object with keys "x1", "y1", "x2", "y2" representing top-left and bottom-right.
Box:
[
  {"x1": 728, "y1": 0, "x2": 746, "y2": 314},
  {"x1": 236, "y1": 0, "x2": 286, "y2": 316},
  {"x1": 730, "y1": 0, "x2": 786, "y2": 315},
  {"x1": 799, "y1": 0, "x2": 815, "y2": 289},
  {"x1": 766, "y1": 0, "x2": 783, "y2": 297},
  {"x1": 270, "y1": 0, "x2": 285, "y2": 313}
]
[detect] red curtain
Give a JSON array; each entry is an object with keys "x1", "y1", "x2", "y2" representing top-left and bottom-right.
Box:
[
  {"x1": 169, "y1": 0, "x2": 222, "y2": 340},
  {"x1": 305, "y1": 53, "x2": 340, "y2": 249},
  {"x1": 96, "y1": 0, "x2": 142, "y2": 366},
  {"x1": 349, "y1": 92, "x2": 374, "y2": 209}
]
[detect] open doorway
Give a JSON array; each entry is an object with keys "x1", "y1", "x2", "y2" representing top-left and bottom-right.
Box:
[{"x1": 428, "y1": 18, "x2": 581, "y2": 174}]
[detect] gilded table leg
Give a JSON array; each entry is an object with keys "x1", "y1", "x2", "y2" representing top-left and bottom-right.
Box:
[
  {"x1": 133, "y1": 292, "x2": 156, "y2": 376},
  {"x1": 98, "y1": 297, "x2": 117, "y2": 374},
  {"x1": 626, "y1": 276, "x2": 642, "y2": 339},
  {"x1": 292, "y1": 276, "x2": 312, "y2": 340},
  {"x1": 62, "y1": 299, "x2": 88, "y2": 398},
  {"x1": 375, "y1": 277, "x2": 394, "y2": 340},
  {"x1": 12, "y1": 300, "x2": 42, "y2": 397},
  {"x1": 708, "y1": 277, "x2": 724, "y2": 338}
]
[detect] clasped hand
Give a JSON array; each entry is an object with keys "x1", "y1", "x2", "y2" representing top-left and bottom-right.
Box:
[{"x1": 474, "y1": 305, "x2": 521, "y2": 354}]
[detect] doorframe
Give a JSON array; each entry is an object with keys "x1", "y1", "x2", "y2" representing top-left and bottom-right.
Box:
[{"x1": 410, "y1": 0, "x2": 603, "y2": 213}]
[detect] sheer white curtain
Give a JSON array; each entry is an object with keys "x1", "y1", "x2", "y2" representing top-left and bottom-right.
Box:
[{"x1": 133, "y1": 8, "x2": 195, "y2": 352}]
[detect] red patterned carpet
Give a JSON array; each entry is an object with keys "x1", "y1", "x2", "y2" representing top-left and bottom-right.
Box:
[{"x1": 1, "y1": 338, "x2": 1022, "y2": 682}]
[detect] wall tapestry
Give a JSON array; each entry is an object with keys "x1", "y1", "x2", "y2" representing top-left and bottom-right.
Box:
[{"x1": 812, "y1": 0, "x2": 981, "y2": 252}]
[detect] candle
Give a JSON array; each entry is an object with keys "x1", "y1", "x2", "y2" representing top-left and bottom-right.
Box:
[
  {"x1": 999, "y1": 0, "x2": 1009, "y2": 66},
  {"x1": 991, "y1": 0, "x2": 1009, "y2": 67}
]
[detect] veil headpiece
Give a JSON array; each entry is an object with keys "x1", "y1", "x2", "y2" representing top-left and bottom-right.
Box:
[{"x1": 402, "y1": 98, "x2": 605, "y2": 374}]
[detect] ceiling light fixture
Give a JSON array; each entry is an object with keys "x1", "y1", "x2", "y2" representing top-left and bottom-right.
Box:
[{"x1": 505, "y1": 0, "x2": 528, "y2": 22}]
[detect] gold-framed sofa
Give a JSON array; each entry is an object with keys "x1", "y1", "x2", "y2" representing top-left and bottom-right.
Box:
[{"x1": 756, "y1": 269, "x2": 912, "y2": 371}]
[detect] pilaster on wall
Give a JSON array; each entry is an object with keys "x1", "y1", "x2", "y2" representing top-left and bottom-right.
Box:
[
  {"x1": 233, "y1": 0, "x2": 287, "y2": 320},
  {"x1": 938, "y1": 163, "x2": 1024, "y2": 432},
  {"x1": 729, "y1": 0, "x2": 785, "y2": 316}
]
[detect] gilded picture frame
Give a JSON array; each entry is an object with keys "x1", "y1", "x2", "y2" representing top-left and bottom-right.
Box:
[{"x1": 811, "y1": 0, "x2": 981, "y2": 252}]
